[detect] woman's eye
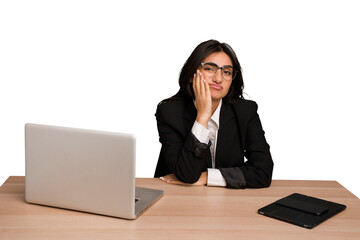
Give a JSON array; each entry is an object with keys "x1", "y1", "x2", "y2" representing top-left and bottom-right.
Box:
[{"x1": 224, "y1": 70, "x2": 232, "y2": 75}]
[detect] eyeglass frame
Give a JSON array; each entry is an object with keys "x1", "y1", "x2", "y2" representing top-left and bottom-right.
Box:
[{"x1": 200, "y1": 62, "x2": 237, "y2": 80}]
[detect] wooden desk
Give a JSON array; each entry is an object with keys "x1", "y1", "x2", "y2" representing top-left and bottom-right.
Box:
[{"x1": 0, "y1": 176, "x2": 359, "y2": 240}]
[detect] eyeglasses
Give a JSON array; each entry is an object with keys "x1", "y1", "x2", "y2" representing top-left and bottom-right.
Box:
[{"x1": 200, "y1": 62, "x2": 237, "y2": 81}]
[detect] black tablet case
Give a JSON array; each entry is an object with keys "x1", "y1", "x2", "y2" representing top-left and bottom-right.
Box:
[{"x1": 258, "y1": 193, "x2": 346, "y2": 229}]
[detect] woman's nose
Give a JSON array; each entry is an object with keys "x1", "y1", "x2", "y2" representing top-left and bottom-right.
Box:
[{"x1": 213, "y1": 69, "x2": 222, "y2": 83}]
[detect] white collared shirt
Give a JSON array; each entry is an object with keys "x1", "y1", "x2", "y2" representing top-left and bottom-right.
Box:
[{"x1": 191, "y1": 100, "x2": 227, "y2": 187}]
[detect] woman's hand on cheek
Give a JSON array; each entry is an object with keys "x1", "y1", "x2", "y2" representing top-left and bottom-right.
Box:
[{"x1": 193, "y1": 70, "x2": 212, "y2": 128}]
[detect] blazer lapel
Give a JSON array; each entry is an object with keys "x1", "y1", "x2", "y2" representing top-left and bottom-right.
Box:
[
  {"x1": 230, "y1": 99, "x2": 246, "y2": 150},
  {"x1": 215, "y1": 102, "x2": 237, "y2": 164}
]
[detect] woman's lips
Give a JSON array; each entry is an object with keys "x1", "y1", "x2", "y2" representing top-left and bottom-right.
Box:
[{"x1": 209, "y1": 84, "x2": 223, "y2": 90}]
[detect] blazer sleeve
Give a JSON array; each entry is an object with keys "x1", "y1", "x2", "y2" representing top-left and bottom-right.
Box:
[
  {"x1": 155, "y1": 103, "x2": 210, "y2": 183},
  {"x1": 219, "y1": 101, "x2": 273, "y2": 188}
]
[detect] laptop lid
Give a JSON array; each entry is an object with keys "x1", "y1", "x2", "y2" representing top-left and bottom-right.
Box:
[{"x1": 25, "y1": 123, "x2": 139, "y2": 219}]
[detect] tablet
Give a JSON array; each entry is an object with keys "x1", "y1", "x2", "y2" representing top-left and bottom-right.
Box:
[{"x1": 258, "y1": 193, "x2": 346, "y2": 229}]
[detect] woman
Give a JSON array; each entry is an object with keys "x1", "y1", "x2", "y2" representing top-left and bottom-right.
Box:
[{"x1": 154, "y1": 39, "x2": 273, "y2": 189}]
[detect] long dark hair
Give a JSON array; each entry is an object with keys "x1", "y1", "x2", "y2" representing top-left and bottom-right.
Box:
[{"x1": 173, "y1": 39, "x2": 244, "y2": 103}]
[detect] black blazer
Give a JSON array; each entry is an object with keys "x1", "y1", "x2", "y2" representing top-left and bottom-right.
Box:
[{"x1": 154, "y1": 96, "x2": 273, "y2": 189}]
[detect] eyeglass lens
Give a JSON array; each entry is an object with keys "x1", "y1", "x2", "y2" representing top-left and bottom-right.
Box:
[{"x1": 202, "y1": 63, "x2": 234, "y2": 80}]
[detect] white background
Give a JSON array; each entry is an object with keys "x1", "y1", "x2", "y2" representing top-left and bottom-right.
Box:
[{"x1": 1, "y1": 0, "x2": 359, "y2": 197}]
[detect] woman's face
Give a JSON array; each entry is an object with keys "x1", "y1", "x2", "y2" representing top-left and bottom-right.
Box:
[{"x1": 198, "y1": 51, "x2": 233, "y2": 102}]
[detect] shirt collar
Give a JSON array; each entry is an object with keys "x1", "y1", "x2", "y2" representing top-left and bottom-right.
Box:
[{"x1": 210, "y1": 99, "x2": 222, "y2": 129}]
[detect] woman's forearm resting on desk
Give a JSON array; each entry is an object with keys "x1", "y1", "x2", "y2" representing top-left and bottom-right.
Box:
[{"x1": 160, "y1": 171, "x2": 208, "y2": 186}]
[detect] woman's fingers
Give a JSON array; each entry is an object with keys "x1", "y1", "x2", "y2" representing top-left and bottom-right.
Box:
[
  {"x1": 198, "y1": 70, "x2": 211, "y2": 105},
  {"x1": 198, "y1": 71, "x2": 204, "y2": 95},
  {"x1": 196, "y1": 70, "x2": 202, "y2": 96},
  {"x1": 200, "y1": 70, "x2": 207, "y2": 96},
  {"x1": 203, "y1": 74, "x2": 211, "y2": 100},
  {"x1": 194, "y1": 70, "x2": 205, "y2": 97},
  {"x1": 193, "y1": 70, "x2": 202, "y2": 110},
  {"x1": 159, "y1": 172, "x2": 207, "y2": 186},
  {"x1": 160, "y1": 174, "x2": 183, "y2": 185},
  {"x1": 192, "y1": 69, "x2": 212, "y2": 127}
]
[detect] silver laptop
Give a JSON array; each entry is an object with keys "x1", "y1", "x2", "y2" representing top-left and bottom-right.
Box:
[{"x1": 25, "y1": 123, "x2": 163, "y2": 219}]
